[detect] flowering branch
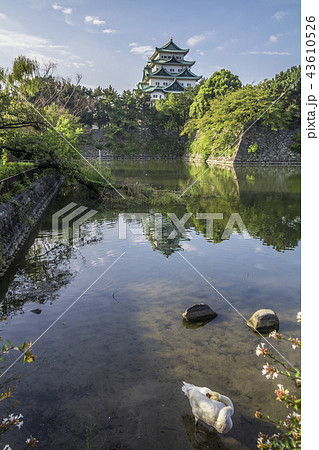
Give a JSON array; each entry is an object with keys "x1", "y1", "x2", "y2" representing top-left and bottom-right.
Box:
[
  {"x1": 255, "y1": 311, "x2": 301, "y2": 449},
  {"x1": 0, "y1": 329, "x2": 38, "y2": 448}
]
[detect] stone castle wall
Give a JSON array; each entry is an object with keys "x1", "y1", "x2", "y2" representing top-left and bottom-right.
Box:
[{"x1": 185, "y1": 125, "x2": 301, "y2": 165}]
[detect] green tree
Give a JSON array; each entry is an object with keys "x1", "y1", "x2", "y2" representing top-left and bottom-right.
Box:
[
  {"x1": 183, "y1": 66, "x2": 301, "y2": 160},
  {"x1": 189, "y1": 69, "x2": 242, "y2": 119},
  {"x1": 155, "y1": 88, "x2": 197, "y2": 133}
]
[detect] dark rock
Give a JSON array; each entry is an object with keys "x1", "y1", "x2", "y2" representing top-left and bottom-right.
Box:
[
  {"x1": 182, "y1": 303, "x2": 217, "y2": 322},
  {"x1": 247, "y1": 309, "x2": 279, "y2": 333},
  {"x1": 30, "y1": 309, "x2": 42, "y2": 314}
]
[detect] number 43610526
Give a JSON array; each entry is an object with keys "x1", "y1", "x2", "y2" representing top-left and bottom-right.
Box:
[{"x1": 306, "y1": 16, "x2": 316, "y2": 79}]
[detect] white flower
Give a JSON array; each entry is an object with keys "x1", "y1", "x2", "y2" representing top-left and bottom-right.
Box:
[
  {"x1": 269, "y1": 331, "x2": 276, "y2": 338},
  {"x1": 4, "y1": 445, "x2": 13, "y2": 450},
  {"x1": 296, "y1": 311, "x2": 301, "y2": 322},
  {"x1": 17, "y1": 420, "x2": 23, "y2": 429},
  {"x1": 256, "y1": 342, "x2": 267, "y2": 356},
  {"x1": 262, "y1": 363, "x2": 279, "y2": 379}
]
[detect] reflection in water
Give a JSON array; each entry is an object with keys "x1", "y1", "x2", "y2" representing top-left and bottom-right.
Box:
[
  {"x1": 0, "y1": 163, "x2": 300, "y2": 449},
  {"x1": 142, "y1": 212, "x2": 189, "y2": 258},
  {"x1": 182, "y1": 414, "x2": 230, "y2": 449},
  {"x1": 1, "y1": 238, "x2": 77, "y2": 318},
  {"x1": 1, "y1": 220, "x2": 104, "y2": 319},
  {"x1": 182, "y1": 318, "x2": 214, "y2": 329}
]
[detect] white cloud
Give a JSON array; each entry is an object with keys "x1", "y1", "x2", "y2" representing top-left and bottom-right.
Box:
[
  {"x1": 0, "y1": 28, "x2": 88, "y2": 69},
  {"x1": 85, "y1": 15, "x2": 105, "y2": 26},
  {"x1": 52, "y1": 4, "x2": 72, "y2": 16},
  {"x1": 186, "y1": 34, "x2": 205, "y2": 47},
  {"x1": 0, "y1": 13, "x2": 7, "y2": 19},
  {"x1": 0, "y1": 28, "x2": 54, "y2": 49},
  {"x1": 269, "y1": 34, "x2": 283, "y2": 44},
  {"x1": 130, "y1": 45, "x2": 153, "y2": 56},
  {"x1": 262, "y1": 50, "x2": 290, "y2": 55},
  {"x1": 52, "y1": 3, "x2": 73, "y2": 20},
  {"x1": 62, "y1": 7, "x2": 72, "y2": 15},
  {"x1": 272, "y1": 11, "x2": 288, "y2": 21},
  {"x1": 102, "y1": 28, "x2": 117, "y2": 34},
  {"x1": 196, "y1": 49, "x2": 205, "y2": 56},
  {"x1": 128, "y1": 42, "x2": 138, "y2": 47},
  {"x1": 52, "y1": 3, "x2": 63, "y2": 10},
  {"x1": 240, "y1": 50, "x2": 291, "y2": 56}
]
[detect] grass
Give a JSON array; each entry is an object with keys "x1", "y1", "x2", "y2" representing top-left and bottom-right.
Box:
[{"x1": 0, "y1": 161, "x2": 35, "y2": 181}]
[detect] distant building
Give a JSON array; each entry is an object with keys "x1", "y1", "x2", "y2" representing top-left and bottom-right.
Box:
[{"x1": 137, "y1": 36, "x2": 201, "y2": 101}]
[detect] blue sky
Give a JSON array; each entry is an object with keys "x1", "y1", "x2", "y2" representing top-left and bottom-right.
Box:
[{"x1": 0, "y1": 0, "x2": 300, "y2": 92}]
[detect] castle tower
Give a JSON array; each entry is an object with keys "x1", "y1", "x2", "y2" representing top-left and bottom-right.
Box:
[{"x1": 137, "y1": 37, "x2": 201, "y2": 101}]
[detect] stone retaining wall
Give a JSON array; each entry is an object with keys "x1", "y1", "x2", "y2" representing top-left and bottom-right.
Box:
[
  {"x1": 80, "y1": 129, "x2": 184, "y2": 159},
  {"x1": 185, "y1": 125, "x2": 301, "y2": 165},
  {"x1": 0, "y1": 174, "x2": 61, "y2": 277}
]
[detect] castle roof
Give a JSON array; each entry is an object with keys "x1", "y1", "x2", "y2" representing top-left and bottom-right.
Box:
[
  {"x1": 139, "y1": 78, "x2": 187, "y2": 94},
  {"x1": 149, "y1": 55, "x2": 195, "y2": 67},
  {"x1": 176, "y1": 67, "x2": 201, "y2": 79},
  {"x1": 143, "y1": 66, "x2": 201, "y2": 83},
  {"x1": 150, "y1": 37, "x2": 189, "y2": 59}
]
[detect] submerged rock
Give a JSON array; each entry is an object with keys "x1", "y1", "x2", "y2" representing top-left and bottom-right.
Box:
[
  {"x1": 182, "y1": 318, "x2": 213, "y2": 329},
  {"x1": 182, "y1": 303, "x2": 217, "y2": 322},
  {"x1": 247, "y1": 309, "x2": 279, "y2": 333},
  {"x1": 30, "y1": 308, "x2": 42, "y2": 314}
]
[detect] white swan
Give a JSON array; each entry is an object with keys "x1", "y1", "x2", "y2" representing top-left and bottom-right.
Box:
[{"x1": 182, "y1": 381, "x2": 234, "y2": 434}]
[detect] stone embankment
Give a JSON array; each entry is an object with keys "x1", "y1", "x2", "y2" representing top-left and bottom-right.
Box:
[
  {"x1": 80, "y1": 129, "x2": 183, "y2": 159},
  {"x1": 0, "y1": 174, "x2": 61, "y2": 277},
  {"x1": 185, "y1": 125, "x2": 301, "y2": 165}
]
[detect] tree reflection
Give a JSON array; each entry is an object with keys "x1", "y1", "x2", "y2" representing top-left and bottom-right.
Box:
[
  {"x1": 1, "y1": 219, "x2": 103, "y2": 318},
  {"x1": 141, "y1": 165, "x2": 301, "y2": 255}
]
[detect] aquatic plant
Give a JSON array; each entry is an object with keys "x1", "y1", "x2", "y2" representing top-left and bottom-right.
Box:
[{"x1": 255, "y1": 312, "x2": 301, "y2": 449}]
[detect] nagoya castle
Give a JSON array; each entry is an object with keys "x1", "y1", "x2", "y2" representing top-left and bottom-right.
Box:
[{"x1": 138, "y1": 36, "x2": 201, "y2": 101}]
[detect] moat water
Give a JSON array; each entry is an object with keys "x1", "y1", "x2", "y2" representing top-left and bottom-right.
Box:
[{"x1": 0, "y1": 162, "x2": 300, "y2": 449}]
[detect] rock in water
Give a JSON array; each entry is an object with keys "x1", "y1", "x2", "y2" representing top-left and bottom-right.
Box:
[
  {"x1": 30, "y1": 309, "x2": 42, "y2": 314},
  {"x1": 182, "y1": 303, "x2": 217, "y2": 322},
  {"x1": 247, "y1": 309, "x2": 279, "y2": 333}
]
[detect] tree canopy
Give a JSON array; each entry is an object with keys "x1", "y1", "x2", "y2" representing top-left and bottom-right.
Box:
[
  {"x1": 183, "y1": 66, "x2": 301, "y2": 160},
  {"x1": 189, "y1": 69, "x2": 242, "y2": 119}
]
